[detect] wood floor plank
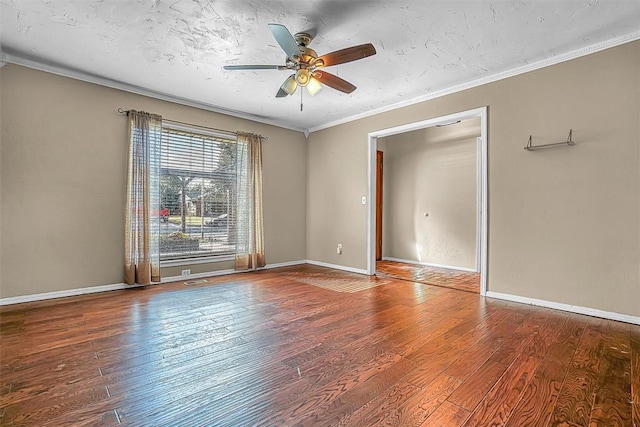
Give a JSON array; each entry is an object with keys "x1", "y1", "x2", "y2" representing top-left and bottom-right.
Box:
[
  {"x1": 633, "y1": 404, "x2": 640, "y2": 427},
  {"x1": 152, "y1": 377, "x2": 315, "y2": 427},
  {"x1": 630, "y1": 326, "x2": 640, "y2": 413},
  {"x1": 255, "y1": 351, "x2": 410, "y2": 426},
  {"x1": 447, "y1": 360, "x2": 508, "y2": 411},
  {"x1": 0, "y1": 264, "x2": 636, "y2": 426},
  {"x1": 458, "y1": 312, "x2": 566, "y2": 426},
  {"x1": 441, "y1": 309, "x2": 526, "y2": 382},
  {"x1": 2, "y1": 341, "x2": 97, "y2": 384},
  {"x1": 462, "y1": 351, "x2": 543, "y2": 426},
  {"x1": 420, "y1": 400, "x2": 470, "y2": 426},
  {"x1": 1, "y1": 383, "x2": 109, "y2": 426},
  {"x1": 588, "y1": 325, "x2": 632, "y2": 426},
  {"x1": 117, "y1": 360, "x2": 304, "y2": 425},
  {"x1": 352, "y1": 374, "x2": 462, "y2": 427},
  {"x1": 377, "y1": 260, "x2": 480, "y2": 293},
  {"x1": 549, "y1": 318, "x2": 609, "y2": 427},
  {"x1": 504, "y1": 315, "x2": 585, "y2": 427},
  {"x1": 295, "y1": 355, "x2": 417, "y2": 426},
  {"x1": 336, "y1": 382, "x2": 423, "y2": 427},
  {"x1": 105, "y1": 333, "x2": 315, "y2": 407}
]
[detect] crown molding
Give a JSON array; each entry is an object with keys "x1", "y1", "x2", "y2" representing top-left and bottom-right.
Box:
[
  {"x1": 308, "y1": 30, "x2": 640, "y2": 133},
  {"x1": 4, "y1": 29, "x2": 639, "y2": 135},
  {"x1": 3, "y1": 53, "x2": 307, "y2": 134}
]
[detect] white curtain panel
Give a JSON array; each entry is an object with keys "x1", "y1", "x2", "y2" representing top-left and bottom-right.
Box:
[
  {"x1": 235, "y1": 132, "x2": 265, "y2": 270},
  {"x1": 124, "y1": 110, "x2": 162, "y2": 285}
]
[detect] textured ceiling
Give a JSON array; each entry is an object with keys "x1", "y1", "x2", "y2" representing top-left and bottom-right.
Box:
[{"x1": 1, "y1": 0, "x2": 639, "y2": 132}]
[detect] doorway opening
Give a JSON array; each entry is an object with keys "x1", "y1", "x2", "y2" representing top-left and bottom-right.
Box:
[{"x1": 367, "y1": 107, "x2": 488, "y2": 295}]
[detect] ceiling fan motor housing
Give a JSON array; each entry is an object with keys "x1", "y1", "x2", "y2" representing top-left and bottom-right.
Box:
[
  {"x1": 292, "y1": 45, "x2": 318, "y2": 87},
  {"x1": 294, "y1": 32, "x2": 313, "y2": 47},
  {"x1": 295, "y1": 46, "x2": 318, "y2": 67}
]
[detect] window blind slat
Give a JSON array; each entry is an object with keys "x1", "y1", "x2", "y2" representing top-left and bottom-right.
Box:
[{"x1": 160, "y1": 125, "x2": 237, "y2": 261}]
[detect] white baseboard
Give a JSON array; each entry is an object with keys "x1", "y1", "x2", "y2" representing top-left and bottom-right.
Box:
[
  {"x1": 0, "y1": 282, "x2": 141, "y2": 306},
  {"x1": 382, "y1": 257, "x2": 478, "y2": 273},
  {"x1": 263, "y1": 260, "x2": 307, "y2": 269},
  {"x1": 1, "y1": 260, "x2": 308, "y2": 306},
  {"x1": 305, "y1": 259, "x2": 368, "y2": 275},
  {"x1": 485, "y1": 291, "x2": 640, "y2": 326}
]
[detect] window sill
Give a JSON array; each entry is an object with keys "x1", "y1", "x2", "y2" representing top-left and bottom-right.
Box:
[{"x1": 160, "y1": 255, "x2": 235, "y2": 267}]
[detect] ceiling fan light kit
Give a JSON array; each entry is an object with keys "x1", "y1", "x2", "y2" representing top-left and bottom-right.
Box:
[
  {"x1": 223, "y1": 23, "x2": 376, "y2": 100},
  {"x1": 306, "y1": 77, "x2": 323, "y2": 96},
  {"x1": 280, "y1": 75, "x2": 298, "y2": 96},
  {"x1": 295, "y1": 68, "x2": 311, "y2": 87}
]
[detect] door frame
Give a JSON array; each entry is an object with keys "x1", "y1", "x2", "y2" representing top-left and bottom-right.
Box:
[
  {"x1": 366, "y1": 106, "x2": 488, "y2": 296},
  {"x1": 376, "y1": 150, "x2": 383, "y2": 261}
]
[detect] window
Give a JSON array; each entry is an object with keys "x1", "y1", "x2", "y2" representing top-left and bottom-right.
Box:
[{"x1": 160, "y1": 123, "x2": 237, "y2": 261}]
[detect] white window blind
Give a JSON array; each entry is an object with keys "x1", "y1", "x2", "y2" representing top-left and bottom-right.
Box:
[{"x1": 160, "y1": 124, "x2": 237, "y2": 260}]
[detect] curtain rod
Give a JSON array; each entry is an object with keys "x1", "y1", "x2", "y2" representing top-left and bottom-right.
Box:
[{"x1": 117, "y1": 108, "x2": 268, "y2": 141}]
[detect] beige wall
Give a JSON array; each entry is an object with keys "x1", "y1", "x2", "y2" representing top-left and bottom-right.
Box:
[
  {"x1": 0, "y1": 64, "x2": 307, "y2": 298},
  {"x1": 307, "y1": 41, "x2": 640, "y2": 317},
  {"x1": 381, "y1": 118, "x2": 479, "y2": 269}
]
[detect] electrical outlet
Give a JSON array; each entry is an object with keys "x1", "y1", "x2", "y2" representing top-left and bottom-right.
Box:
[
  {"x1": 337, "y1": 244, "x2": 342, "y2": 254},
  {"x1": 181, "y1": 269, "x2": 191, "y2": 276}
]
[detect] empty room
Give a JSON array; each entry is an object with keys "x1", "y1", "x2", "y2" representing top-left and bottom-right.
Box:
[{"x1": 1, "y1": 1, "x2": 639, "y2": 426}]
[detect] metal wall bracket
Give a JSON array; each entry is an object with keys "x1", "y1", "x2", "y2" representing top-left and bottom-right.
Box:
[{"x1": 524, "y1": 129, "x2": 574, "y2": 151}]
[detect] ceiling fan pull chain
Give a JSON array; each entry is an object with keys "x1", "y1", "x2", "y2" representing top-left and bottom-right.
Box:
[{"x1": 300, "y1": 87, "x2": 304, "y2": 112}]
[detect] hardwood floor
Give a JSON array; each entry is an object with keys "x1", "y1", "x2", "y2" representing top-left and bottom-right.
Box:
[
  {"x1": 376, "y1": 260, "x2": 480, "y2": 293},
  {"x1": 1, "y1": 264, "x2": 638, "y2": 426}
]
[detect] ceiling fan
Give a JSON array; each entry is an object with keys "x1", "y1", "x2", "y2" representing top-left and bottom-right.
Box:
[{"x1": 223, "y1": 24, "x2": 376, "y2": 98}]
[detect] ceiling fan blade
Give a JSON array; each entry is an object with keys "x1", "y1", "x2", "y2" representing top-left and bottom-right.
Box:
[
  {"x1": 315, "y1": 43, "x2": 376, "y2": 67},
  {"x1": 268, "y1": 24, "x2": 301, "y2": 59},
  {"x1": 312, "y1": 71, "x2": 356, "y2": 94},
  {"x1": 277, "y1": 75, "x2": 297, "y2": 97},
  {"x1": 223, "y1": 65, "x2": 286, "y2": 70}
]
